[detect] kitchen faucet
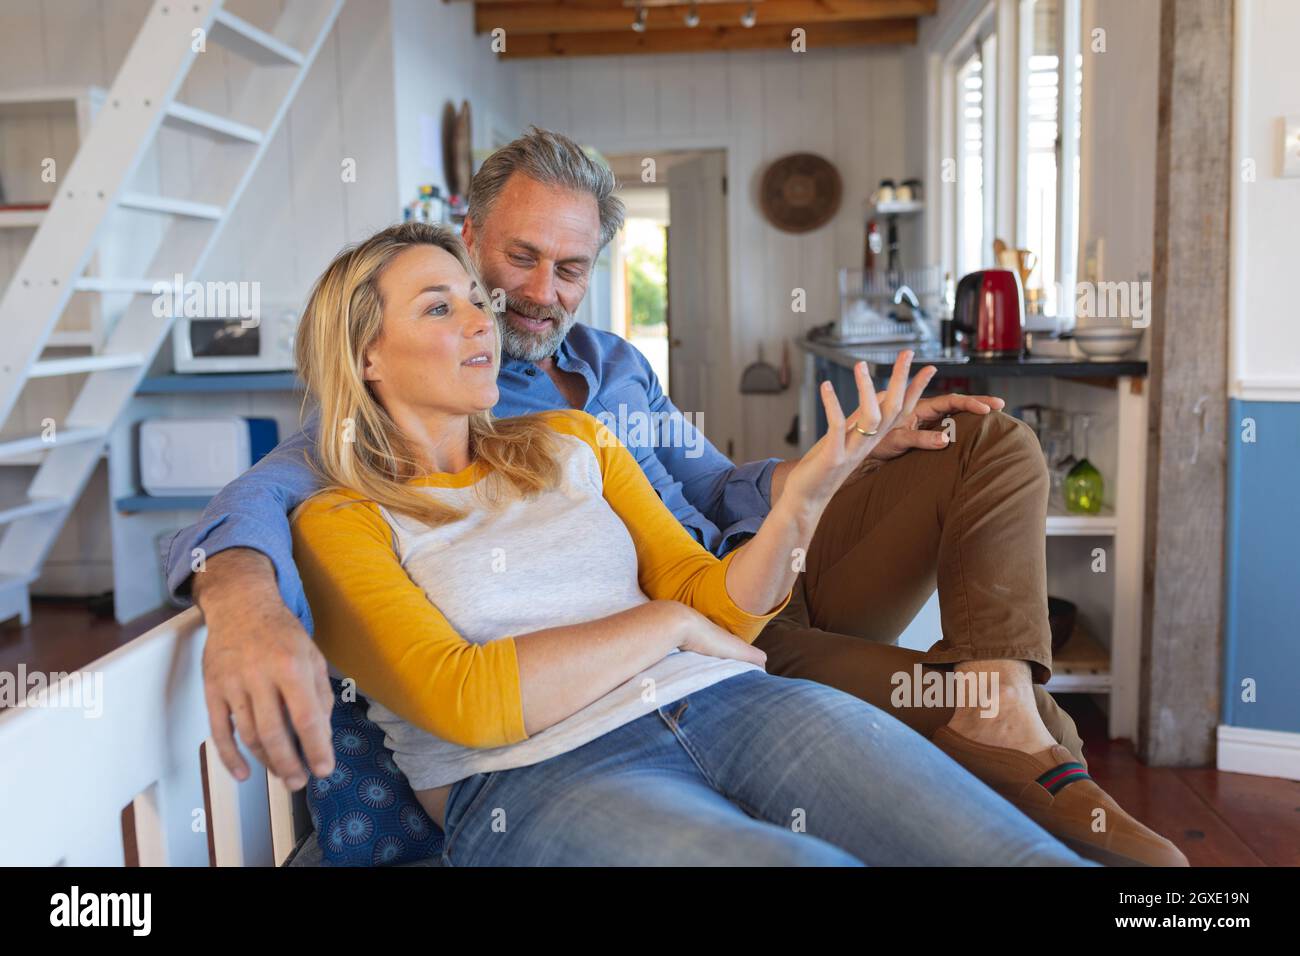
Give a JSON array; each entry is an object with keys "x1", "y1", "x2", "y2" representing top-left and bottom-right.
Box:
[{"x1": 893, "y1": 284, "x2": 934, "y2": 342}]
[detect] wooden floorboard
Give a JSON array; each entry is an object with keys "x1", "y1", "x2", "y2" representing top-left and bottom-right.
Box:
[
  {"x1": 0, "y1": 598, "x2": 174, "y2": 697},
  {"x1": 1058, "y1": 693, "x2": 1297, "y2": 866},
  {"x1": 1176, "y1": 767, "x2": 1300, "y2": 867}
]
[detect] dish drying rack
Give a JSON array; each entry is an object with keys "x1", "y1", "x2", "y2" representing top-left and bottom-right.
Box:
[{"x1": 833, "y1": 265, "x2": 943, "y2": 345}]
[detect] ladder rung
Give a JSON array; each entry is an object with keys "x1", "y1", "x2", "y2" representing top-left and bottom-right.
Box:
[
  {"x1": 73, "y1": 277, "x2": 165, "y2": 294},
  {"x1": 210, "y1": 9, "x2": 305, "y2": 67},
  {"x1": 29, "y1": 353, "x2": 144, "y2": 378},
  {"x1": 118, "y1": 193, "x2": 223, "y2": 220},
  {"x1": 164, "y1": 102, "x2": 263, "y2": 144},
  {"x1": 0, "y1": 496, "x2": 65, "y2": 525},
  {"x1": 0, "y1": 427, "x2": 107, "y2": 460}
]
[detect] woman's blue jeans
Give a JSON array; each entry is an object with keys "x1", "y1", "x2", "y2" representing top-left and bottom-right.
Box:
[{"x1": 439, "y1": 671, "x2": 1094, "y2": 866}]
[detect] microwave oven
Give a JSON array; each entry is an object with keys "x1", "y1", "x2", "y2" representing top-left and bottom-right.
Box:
[{"x1": 172, "y1": 307, "x2": 298, "y2": 373}]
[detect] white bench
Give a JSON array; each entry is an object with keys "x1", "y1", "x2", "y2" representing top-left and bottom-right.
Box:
[{"x1": 0, "y1": 607, "x2": 311, "y2": 866}]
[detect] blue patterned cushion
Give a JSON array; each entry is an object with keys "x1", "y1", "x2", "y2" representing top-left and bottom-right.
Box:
[{"x1": 303, "y1": 679, "x2": 444, "y2": 866}]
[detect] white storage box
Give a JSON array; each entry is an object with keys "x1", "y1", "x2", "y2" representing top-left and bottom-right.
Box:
[{"x1": 139, "y1": 417, "x2": 277, "y2": 497}]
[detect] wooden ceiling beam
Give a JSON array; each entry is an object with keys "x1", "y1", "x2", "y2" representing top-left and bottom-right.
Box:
[
  {"x1": 496, "y1": 17, "x2": 917, "y2": 58},
  {"x1": 477, "y1": 0, "x2": 934, "y2": 34}
]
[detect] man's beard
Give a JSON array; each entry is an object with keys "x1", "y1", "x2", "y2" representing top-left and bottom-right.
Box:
[{"x1": 496, "y1": 294, "x2": 576, "y2": 363}]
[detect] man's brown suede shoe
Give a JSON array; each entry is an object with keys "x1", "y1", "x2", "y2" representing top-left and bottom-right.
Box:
[{"x1": 932, "y1": 726, "x2": 1189, "y2": 867}]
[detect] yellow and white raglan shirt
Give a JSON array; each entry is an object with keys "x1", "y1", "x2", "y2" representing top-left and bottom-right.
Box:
[{"x1": 290, "y1": 409, "x2": 792, "y2": 792}]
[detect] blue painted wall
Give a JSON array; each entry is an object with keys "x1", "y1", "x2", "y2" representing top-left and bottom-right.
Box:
[{"x1": 1222, "y1": 399, "x2": 1300, "y2": 733}]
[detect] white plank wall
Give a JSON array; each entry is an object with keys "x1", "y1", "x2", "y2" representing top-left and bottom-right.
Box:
[
  {"x1": 516, "y1": 48, "x2": 919, "y2": 462},
  {"x1": 1230, "y1": 0, "x2": 1300, "y2": 401},
  {"x1": 0, "y1": 0, "x2": 403, "y2": 599},
  {"x1": 391, "y1": 0, "x2": 524, "y2": 204}
]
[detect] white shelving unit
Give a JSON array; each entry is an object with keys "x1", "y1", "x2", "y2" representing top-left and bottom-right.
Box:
[
  {"x1": 107, "y1": 373, "x2": 305, "y2": 623},
  {"x1": 796, "y1": 336, "x2": 1149, "y2": 740},
  {"x1": 1029, "y1": 373, "x2": 1148, "y2": 734}
]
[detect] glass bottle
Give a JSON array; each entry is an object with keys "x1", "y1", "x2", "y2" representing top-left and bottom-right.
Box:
[
  {"x1": 1064, "y1": 413, "x2": 1104, "y2": 514},
  {"x1": 1037, "y1": 408, "x2": 1072, "y2": 506}
]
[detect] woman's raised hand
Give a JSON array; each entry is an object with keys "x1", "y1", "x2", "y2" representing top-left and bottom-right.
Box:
[{"x1": 780, "y1": 351, "x2": 936, "y2": 511}]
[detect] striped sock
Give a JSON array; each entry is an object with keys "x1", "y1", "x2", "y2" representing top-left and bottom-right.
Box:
[{"x1": 1036, "y1": 762, "x2": 1091, "y2": 795}]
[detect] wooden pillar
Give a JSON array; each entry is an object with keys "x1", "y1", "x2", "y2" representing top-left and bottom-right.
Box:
[{"x1": 1140, "y1": 0, "x2": 1233, "y2": 765}]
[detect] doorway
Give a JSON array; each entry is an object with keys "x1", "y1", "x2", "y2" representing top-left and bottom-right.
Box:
[
  {"x1": 613, "y1": 187, "x2": 670, "y2": 390},
  {"x1": 603, "y1": 149, "x2": 729, "y2": 431}
]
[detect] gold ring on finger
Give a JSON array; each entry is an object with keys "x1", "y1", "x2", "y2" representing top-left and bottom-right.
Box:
[{"x1": 854, "y1": 424, "x2": 878, "y2": 437}]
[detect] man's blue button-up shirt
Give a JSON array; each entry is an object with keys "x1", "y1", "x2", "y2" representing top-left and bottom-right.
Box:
[{"x1": 164, "y1": 323, "x2": 781, "y2": 632}]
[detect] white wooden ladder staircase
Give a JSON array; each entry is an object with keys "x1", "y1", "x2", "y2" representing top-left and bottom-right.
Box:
[{"x1": 0, "y1": 0, "x2": 344, "y2": 625}]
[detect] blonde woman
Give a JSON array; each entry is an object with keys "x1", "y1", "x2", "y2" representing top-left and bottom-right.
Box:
[{"x1": 289, "y1": 221, "x2": 1089, "y2": 866}]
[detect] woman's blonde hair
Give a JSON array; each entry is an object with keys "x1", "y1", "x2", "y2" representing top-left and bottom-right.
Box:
[{"x1": 295, "y1": 221, "x2": 563, "y2": 525}]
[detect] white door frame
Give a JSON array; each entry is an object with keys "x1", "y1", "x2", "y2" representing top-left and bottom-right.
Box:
[{"x1": 586, "y1": 135, "x2": 737, "y2": 459}]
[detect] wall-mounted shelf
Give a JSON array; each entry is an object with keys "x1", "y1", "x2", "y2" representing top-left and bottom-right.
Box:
[
  {"x1": 115, "y1": 494, "x2": 211, "y2": 513},
  {"x1": 871, "y1": 199, "x2": 924, "y2": 217},
  {"x1": 0, "y1": 84, "x2": 105, "y2": 116},
  {"x1": 136, "y1": 372, "x2": 302, "y2": 394},
  {"x1": 0, "y1": 205, "x2": 48, "y2": 229}
]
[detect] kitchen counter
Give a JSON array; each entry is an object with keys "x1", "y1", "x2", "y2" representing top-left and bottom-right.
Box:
[{"x1": 797, "y1": 333, "x2": 1148, "y2": 380}]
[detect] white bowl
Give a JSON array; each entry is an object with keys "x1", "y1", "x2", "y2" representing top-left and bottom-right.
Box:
[
  {"x1": 1026, "y1": 333, "x2": 1082, "y2": 359},
  {"x1": 1072, "y1": 326, "x2": 1143, "y2": 358}
]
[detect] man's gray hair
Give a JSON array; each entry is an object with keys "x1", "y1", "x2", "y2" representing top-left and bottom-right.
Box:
[{"x1": 467, "y1": 126, "x2": 626, "y2": 250}]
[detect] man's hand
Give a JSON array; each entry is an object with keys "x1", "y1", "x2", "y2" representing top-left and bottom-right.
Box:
[
  {"x1": 195, "y1": 549, "x2": 336, "y2": 789},
  {"x1": 866, "y1": 389, "x2": 1007, "y2": 461}
]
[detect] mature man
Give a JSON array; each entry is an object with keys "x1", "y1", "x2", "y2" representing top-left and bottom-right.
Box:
[{"x1": 171, "y1": 127, "x2": 1184, "y2": 866}]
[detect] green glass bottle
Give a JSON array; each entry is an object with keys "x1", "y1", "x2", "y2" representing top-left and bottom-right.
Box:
[{"x1": 1064, "y1": 413, "x2": 1104, "y2": 514}]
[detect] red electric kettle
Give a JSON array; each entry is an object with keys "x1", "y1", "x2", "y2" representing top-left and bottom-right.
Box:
[{"x1": 952, "y1": 268, "x2": 1025, "y2": 358}]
